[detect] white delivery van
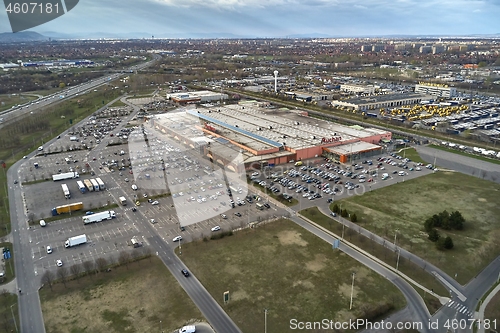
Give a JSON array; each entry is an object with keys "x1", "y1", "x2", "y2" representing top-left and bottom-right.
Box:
[{"x1": 179, "y1": 325, "x2": 196, "y2": 333}]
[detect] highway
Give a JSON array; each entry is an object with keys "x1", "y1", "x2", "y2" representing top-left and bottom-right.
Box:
[{"x1": 0, "y1": 53, "x2": 160, "y2": 128}]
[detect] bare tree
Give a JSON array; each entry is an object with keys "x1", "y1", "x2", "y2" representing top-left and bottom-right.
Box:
[
  {"x1": 82, "y1": 260, "x2": 94, "y2": 278},
  {"x1": 70, "y1": 264, "x2": 82, "y2": 282},
  {"x1": 41, "y1": 270, "x2": 55, "y2": 291},
  {"x1": 118, "y1": 250, "x2": 131, "y2": 269},
  {"x1": 95, "y1": 257, "x2": 108, "y2": 272},
  {"x1": 57, "y1": 266, "x2": 69, "y2": 287}
]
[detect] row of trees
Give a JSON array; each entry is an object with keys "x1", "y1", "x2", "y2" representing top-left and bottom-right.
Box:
[
  {"x1": 41, "y1": 249, "x2": 151, "y2": 290},
  {"x1": 331, "y1": 204, "x2": 358, "y2": 222}
]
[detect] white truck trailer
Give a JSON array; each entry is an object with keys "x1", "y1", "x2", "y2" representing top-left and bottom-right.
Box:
[
  {"x1": 90, "y1": 179, "x2": 100, "y2": 191},
  {"x1": 82, "y1": 210, "x2": 116, "y2": 224},
  {"x1": 64, "y1": 234, "x2": 87, "y2": 248},
  {"x1": 61, "y1": 183, "x2": 71, "y2": 199},
  {"x1": 95, "y1": 177, "x2": 105, "y2": 190},
  {"x1": 52, "y1": 172, "x2": 79, "y2": 181},
  {"x1": 76, "y1": 180, "x2": 86, "y2": 193}
]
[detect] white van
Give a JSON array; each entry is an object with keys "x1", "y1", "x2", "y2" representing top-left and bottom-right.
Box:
[
  {"x1": 39, "y1": 220, "x2": 46, "y2": 227},
  {"x1": 179, "y1": 326, "x2": 196, "y2": 333},
  {"x1": 398, "y1": 171, "x2": 405, "y2": 176}
]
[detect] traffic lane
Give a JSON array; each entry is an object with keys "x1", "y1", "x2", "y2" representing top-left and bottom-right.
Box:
[
  {"x1": 292, "y1": 216, "x2": 432, "y2": 333},
  {"x1": 149, "y1": 235, "x2": 242, "y2": 333}
]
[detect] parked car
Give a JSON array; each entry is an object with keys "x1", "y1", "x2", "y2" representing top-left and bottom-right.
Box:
[
  {"x1": 211, "y1": 225, "x2": 221, "y2": 232},
  {"x1": 56, "y1": 259, "x2": 63, "y2": 267},
  {"x1": 173, "y1": 236, "x2": 182, "y2": 242}
]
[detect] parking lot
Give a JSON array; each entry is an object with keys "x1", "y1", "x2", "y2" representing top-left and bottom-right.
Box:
[{"x1": 249, "y1": 150, "x2": 436, "y2": 210}]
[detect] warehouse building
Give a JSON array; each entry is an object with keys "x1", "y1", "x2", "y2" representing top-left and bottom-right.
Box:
[
  {"x1": 166, "y1": 90, "x2": 228, "y2": 104},
  {"x1": 331, "y1": 93, "x2": 424, "y2": 112},
  {"x1": 340, "y1": 84, "x2": 376, "y2": 95},
  {"x1": 415, "y1": 82, "x2": 457, "y2": 98},
  {"x1": 148, "y1": 101, "x2": 391, "y2": 168}
]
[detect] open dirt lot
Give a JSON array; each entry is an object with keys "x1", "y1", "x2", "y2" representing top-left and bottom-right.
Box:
[
  {"x1": 180, "y1": 219, "x2": 406, "y2": 333},
  {"x1": 40, "y1": 257, "x2": 203, "y2": 333},
  {"x1": 333, "y1": 171, "x2": 500, "y2": 284}
]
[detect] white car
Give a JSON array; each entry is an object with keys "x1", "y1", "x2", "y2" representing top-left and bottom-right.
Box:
[
  {"x1": 56, "y1": 259, "x2": 63, "y2": 267},
  {"x1": 46, "y1": 245, "x2": 52, "y2": 254},
  {"x1": 151, "y1": 201, "x2": 159, "y2": 205},
  {"x1": 173, "y1": 236, "x2": 182, "y2": 242},
  {"x1": 211, "y1": 225, "x2": 221, "y2": 232},
  {"x1": 131, "y1": 184, "x2": 138, "y2": 190}
]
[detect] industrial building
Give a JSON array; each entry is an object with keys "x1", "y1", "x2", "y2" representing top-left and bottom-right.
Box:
[
  {"x1": 166, "y1": 90, "x2": 228, "y2": 104},
  {"x1": 415, "y1": 83, "x2": 457, "y2": 98},
  {"x1": 331, "y1": 93, "x2": 424, "y2": 112},
  {"x1": 340, "y1": 84, "x2": 376, "y2": 95},
  {"x1": 148, "y1": 101, "x2": 391, "y2": 168}
]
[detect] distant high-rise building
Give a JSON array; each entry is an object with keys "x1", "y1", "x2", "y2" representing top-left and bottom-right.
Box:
[
  {"x1": 432, "y1": 45, "x2": 445, "y2": 54},
  {"x1": 372, "y1": 45, "x2": 384, "y2": 52},
  {"x1": 419, "y1": 46, "x2": 432, "y2": 54},
  {"x1": 361, "y1": 45, "x2": 372, "y2": 52}
]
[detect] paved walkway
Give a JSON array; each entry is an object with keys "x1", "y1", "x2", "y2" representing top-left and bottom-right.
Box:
[{"x1": 477, "y1": 282, "x2": 500, "y2": 333}]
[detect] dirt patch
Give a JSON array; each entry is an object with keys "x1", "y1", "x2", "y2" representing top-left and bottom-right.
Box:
[
  {"x1": 231, "y1": 289, "x2": 250, "y2": 301},
  {"x1": 224, "y1": 264, "x2": 242, "y2": 276},
  {"x1": 277, "y1": 230, "x2": 308, "y2": 247},
  {"x1": 305, "y1": 254, "x2": 327, "y2": 272},
  {"x1": 338, "y1": 282, "x2": 358, "y2": 299},
  {"x1": 41, "y1": 257, "x2": 203, "y2": 333},
  {"x1": 292, "y1": 280, "x2": 315, "y2": 289},
  {"x1": 478, "y1": 198, "x2": 487, "y2": 202}
]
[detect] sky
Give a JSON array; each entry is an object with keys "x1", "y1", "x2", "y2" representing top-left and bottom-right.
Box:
[{"x1": 1, "y1": 0, "x2": 500, "y2": 37}]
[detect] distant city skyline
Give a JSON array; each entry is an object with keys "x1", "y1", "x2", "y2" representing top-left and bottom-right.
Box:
[{"x1": 1, "y1": 0, "x2": 500, "y2": 38}]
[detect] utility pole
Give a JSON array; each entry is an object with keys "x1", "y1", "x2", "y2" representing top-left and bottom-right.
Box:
[
  {"x1": 349, "y1": 272, "x2": 356, "y2": 310},
  {"x1": 264, "y1": 308, "x2": 268, "y2": 333},
  {"x1": 10, "y1": 303, "x2": 18, "y2": 333}
]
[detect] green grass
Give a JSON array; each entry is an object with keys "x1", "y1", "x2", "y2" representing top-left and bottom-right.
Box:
[
  {"x1": 299, "y1": 208, "x2": 448, "y2": 304},
  {"x1": 399, "y1": 147, "x2": 427, "y2": 164},
  {"x1": 429, "y1": 144, "x2": 500, "y2": 165},
  {"x1": 0, "y1": 93, "x2": 37, "y2": 112},
  {"x1": 328, "y1": 172, "x2": 500, "y2": 285},
  {"x1": 180, "y1": 219, "x2": 406, "y2": 333},
  {"x1": 40, "y1": 256, "x2": 204, "y2": 333},
  {"x1": 0, "y1": 292, "x2": 18, "y2": 332},
  {"x1": 109, "y1": 99, "x2": 126, "y2": 107},
  {"x1": 0, "y1": 242, "x2": 15, "y2": 283},
  {"x1": 484, "y1": 284, "x2": 500, "y2": 324}
]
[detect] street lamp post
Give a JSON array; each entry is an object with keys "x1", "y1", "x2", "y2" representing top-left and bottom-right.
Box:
[
  {"x1": 349, "y1": 272, "x2": 355, "y2": 310},
  {"x1": 342, "y1": 223, "x2": 345, "y2": 240},
  {"x1": 264, "y1": 308, "x2": 268, "y2": 333},
  {"x1": 394, "y1": 229, "x2": 399, "y2": 246},
  {"x1": 179, "y1": 237, "x2": 181, "y2": 255},
  {"x1": 10, "y1": 303, "x2": 18, "y2": 333},
  {"x1": 396, "y1": 248, "x2": 401, "y2": 271}
]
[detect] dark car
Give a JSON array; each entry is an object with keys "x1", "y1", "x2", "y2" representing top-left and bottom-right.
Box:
[
  {"x1": 181, "y1": 269, "x2": 190, "y2": 277},
  {"x1": 131, "y1": 207, "x2": 137, "y2": 212},
  {"x1": 234, "y1": 212, "x2": 242, "y2": 217}
]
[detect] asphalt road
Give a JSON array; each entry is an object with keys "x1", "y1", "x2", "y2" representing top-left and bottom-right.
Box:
[{"x1": 416, "y1": 145, "x2": 500, "y2": 184}]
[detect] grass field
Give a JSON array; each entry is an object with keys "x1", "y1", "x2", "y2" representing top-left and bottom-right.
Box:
[
  {"x1": 399, "y1": 147, "x2": 427, "y2": 164},
  {"x1": 429, "y1": 144, "x2": 500, "y2": 165},
  {"x1": 0, "y1": 292, "x2": 18, "y2": 332},
  {"x1": 299, "y1": 207, "x2": 446, "y2": 314},
  {"x1": 0, "y1": 94, "x2": 37, "y2": 112},
  {"x1": 484, "y1": 287, "x2": 500, "y2": 324},
  {"x1": 110, "y1": 99, "x2": 127, "y2": 107},
  {"x1": 40, "y1": 256, "x2": 204, "y2": 333},
  {"x1": 329, "y1": 171, "x2": 500, "y2": 285},
  {"x1": 180, "y1": 219, "x2": 406, "y2": 333}
]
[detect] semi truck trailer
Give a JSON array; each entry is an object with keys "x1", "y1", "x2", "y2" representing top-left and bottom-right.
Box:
[
  {"x1": 76, "y1": 180, "x2": 86, "y2": 193},
  {"x1": 95, "y1": 177, "x2": 105, "y2": 190},
  {"x1": 61, "y1": 183, "x2": 71, "y2": 199},
  {"x1": 52, "y1": 172, "x2": 79, "y2": 181},
  {"x1": 51, "y1": 202, "x2": 83, "y2": 216},
  {"x1": 65, "y1": 234, "x2": 87, "y2": 248},
  {"x1": 83, "y1": 179, "x2": 94, "y2": 192},
  {"x1": 82, "y1": 210, "x2": 116, "y2": 224}
]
